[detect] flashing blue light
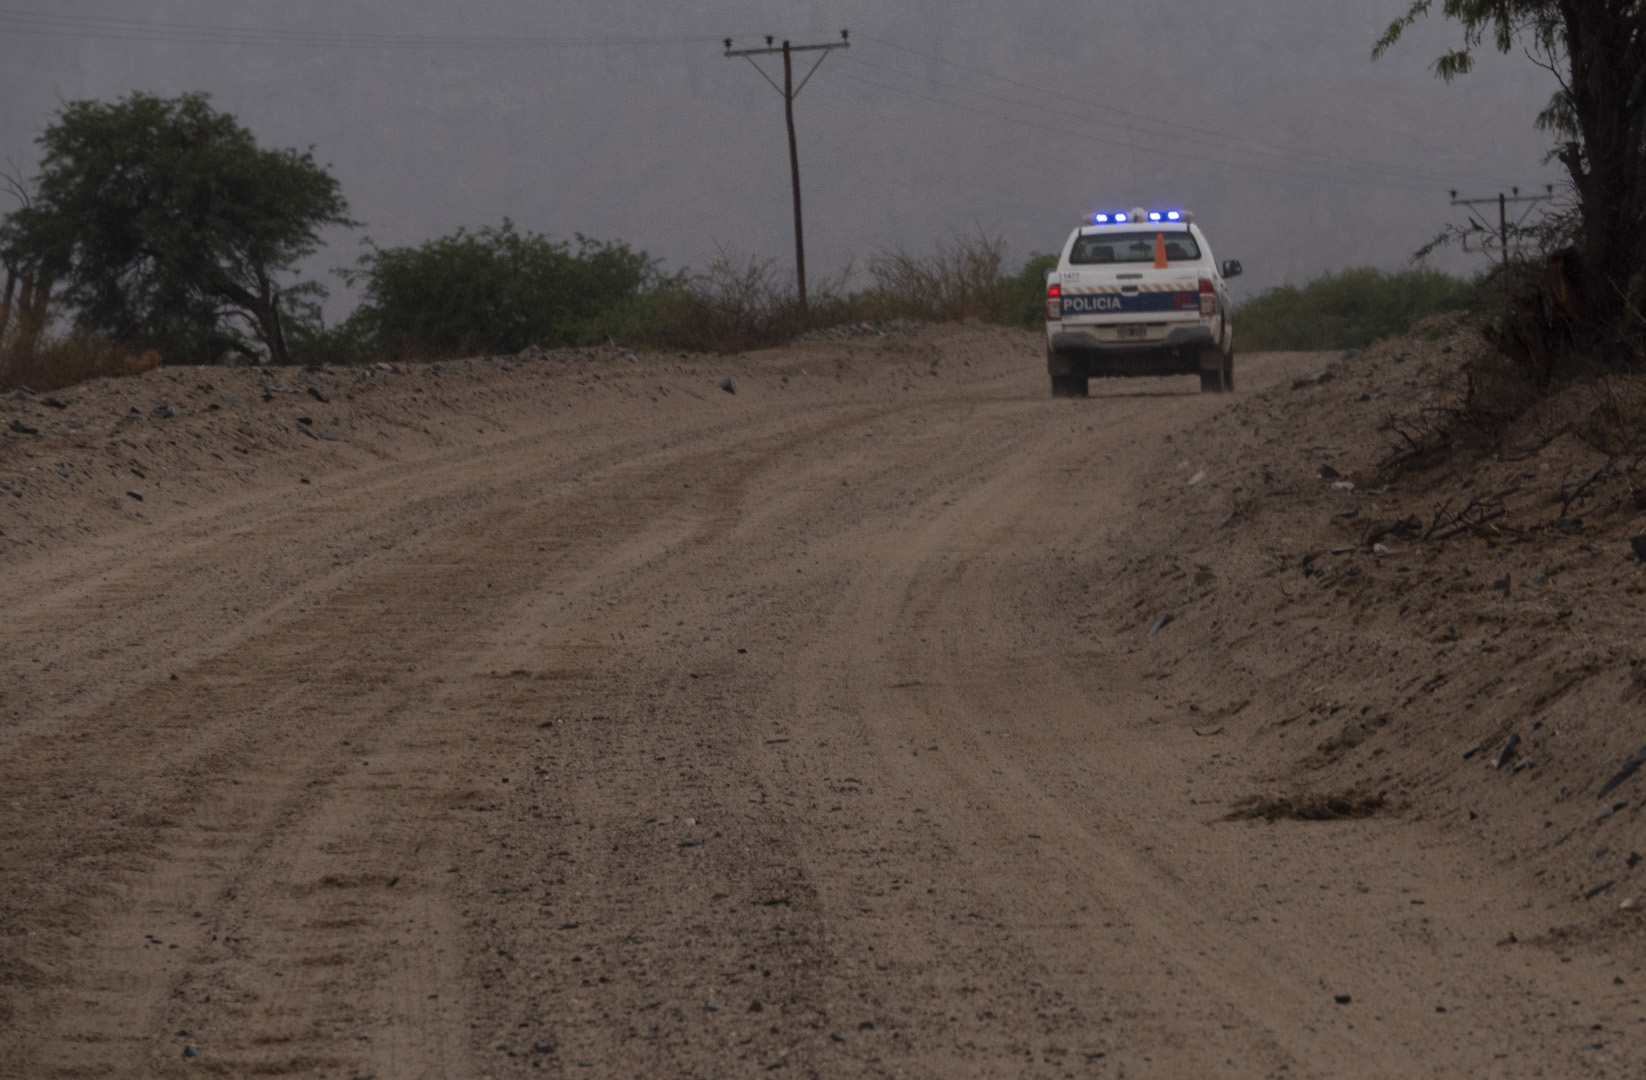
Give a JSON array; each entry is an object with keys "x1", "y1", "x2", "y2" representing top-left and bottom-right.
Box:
[
  {"x1": 1093, "y1": 213, "x2": 1109, "y2": 223},
  {"x1": 1115, "y1": 212, "x2": 1128, "y2": 222},
  {"x1": 1148, "y1": 212, "x2": 1162, "y2": 222},
  {"x1": 1167, "y1": 211, "x2": 1181, "y2": 221}
]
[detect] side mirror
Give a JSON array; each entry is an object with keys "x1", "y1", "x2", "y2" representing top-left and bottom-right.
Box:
[{"x1": 1221, "y1": 259, "x2": 1243, "y2": 279}]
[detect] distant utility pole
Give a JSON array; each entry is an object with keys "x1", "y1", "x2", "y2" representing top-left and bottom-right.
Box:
[
  {"x1": 1448, "y1": 185, "x2": 1556, "y2": 294},
  {"x1": 724, "y1": 30, "x2": 849, "y2": 314}
]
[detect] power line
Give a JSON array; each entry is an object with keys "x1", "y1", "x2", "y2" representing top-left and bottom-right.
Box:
[
  {"x1": 830, "y1": 67, "x2": 1480, "y2": 193},
  {"x1": 836, "y1": 53, "x2": 1495, "y2": 191},
  {"x1": 0, "y1": 8, "x2": 725, "y2": 50},
  {"x1": 850, "y1": 31, "x2": 1532, "y2": 192}
]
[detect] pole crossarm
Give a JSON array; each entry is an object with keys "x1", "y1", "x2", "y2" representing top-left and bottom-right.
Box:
[{"x1": 724, "y1": 40, "x2": 848, "y2": 58}]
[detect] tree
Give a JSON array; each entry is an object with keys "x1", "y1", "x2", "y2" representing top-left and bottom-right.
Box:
[
  {"x1": 1376, "y1": 2, "x2": 1645, "y2": 361},
  {"x1": 344, "y1": 221, "x2": 660, "y2": 357},
  {"x1": 0, "y1": 92, "x2": 352, "y2": 365}
]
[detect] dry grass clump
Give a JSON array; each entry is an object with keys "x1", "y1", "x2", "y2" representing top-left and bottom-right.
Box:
[
  {"x1": 864, "y1": 231, "x2": 1011, "y2": 323},
  {"x1": 1, "y1": 303, "x2": 159, "y2": 392},
  {"x1": 624, "y1": 232, "x2": 1034, "y2": 355}
]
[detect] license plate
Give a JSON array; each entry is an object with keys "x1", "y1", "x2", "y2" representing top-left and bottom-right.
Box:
[{"x1": 1117, "y1": 325, "x2": 1147, "y2": 340}]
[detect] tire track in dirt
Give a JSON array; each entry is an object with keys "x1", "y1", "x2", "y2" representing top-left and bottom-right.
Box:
[{"x1": 0, "y1": 366, "x2": 1012, "y2": 1078}]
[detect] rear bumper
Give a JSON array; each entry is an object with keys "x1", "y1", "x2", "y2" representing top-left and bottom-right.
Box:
[{"x1": 1048, "y1": 325, "x2": 1216, "y2": 377}]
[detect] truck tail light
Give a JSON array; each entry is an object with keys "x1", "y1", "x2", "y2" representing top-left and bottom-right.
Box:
[
  {"x1": 1046, "y1": 282, "x2": 1062, "y2": 322},
  {"x1": 1199, "y1": 278, "x2": 1217, "y2": 317}
]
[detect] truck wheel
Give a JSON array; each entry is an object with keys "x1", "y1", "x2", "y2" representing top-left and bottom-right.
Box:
[
  {"x1": 1223, "y1": 350, "x2": 1235, "y2": 391},
  {"x1": 1051, "y1": 374, "x2": 1088, "y2": 398},
  {"x1": 1199, "y1": 369, "x2": 1225, "y2": 393}
]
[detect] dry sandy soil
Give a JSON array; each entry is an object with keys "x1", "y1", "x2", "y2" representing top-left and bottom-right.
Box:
[{"x1": 1, "y1": 322, "x2": 1642, "y2": 1079}]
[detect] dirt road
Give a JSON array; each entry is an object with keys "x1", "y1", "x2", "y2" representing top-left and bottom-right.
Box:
[{"x1": 2, "y1": 327, "x2": 1637, "y2": 1078}]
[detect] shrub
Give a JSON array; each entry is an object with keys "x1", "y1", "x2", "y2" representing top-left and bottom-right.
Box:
[
  {"x1": 344, "y1": 221, "x2": 660, "y2": 359},
  {"x1": 1236, "y1": 267, "x2": 1483, "y2": 351}
]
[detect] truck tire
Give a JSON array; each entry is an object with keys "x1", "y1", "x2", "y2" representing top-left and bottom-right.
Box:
[
  {"x1": 1223, "y1": 350, "x2": 1235, "y2": 391},
  {"x1": 1198, "y1": 368, "x2": 1225, "y2": 393},
  {"x1": 1051, "y1": 374, "x2": 1088, "y2": 398}
]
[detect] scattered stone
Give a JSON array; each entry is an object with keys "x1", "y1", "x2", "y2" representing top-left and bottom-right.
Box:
[
  {"x1": 719, "y1": 377, "x2": 736, "y2": 395},
  {"x1": 8, "y1": 419, "x2": 39, "y2": 436},
  {"x1": 42, "y1": 396, "x2": 67, "y2": 409},
  {"x1": 1597, "y1": 801, "x2": 1627, "y2": 823},
  {"x1": 1334, "y1": 994, "x2": 1351, "y2": 1005},
  {"x1": 764, "y1": 737, "x2": 790, "y2": 744},
  {"x1": 532, "y1": 1042, "x2": 557, "y2": 1055},
  {"x1": 1494, "y1": 733, "x2": 1521, "y2": 770},
  {"x1": 1513, "y1": 757, "x2": 1531, "y2": 772},
  {"x1": 1629, "y1": 852, "x2": 1642, "y2": 869},
  {"x1": 679, "y1": 837, "x2": 703, "y2": 848},
  {"x1": 55, "y1": 464, "x2": 68, "y2": 477},
  {"x1": 1146, "y1": 612, "x2": 1174, "y2": 637},
  {"x1": 7, "y1": 387, "x2": 31, "y2": 400},
  {"x1": 1319, "y1": 464, "x2": 1341, "y2": 479},
  {"x1": 1584, "y1": 880, "x2": 1616, "y2": 901},
  {"x1": 1462, "y1": 742, "x2": 1481, "y2": 759},
  {"x1": 1597, "y1": 745, "x2": 1646, "y2": 800},
  {"x1": 1224, "y1": 791, "x2": 1385, "y2": 821},
  {"x1": 306, "y1": 386, "x2": 329, "y2": 403},
  {"x1": 1632, "y1": 535, "x2": 1646, "y2": 562},
  {"x1": 620, "y1": 349, "x2": 638, "y2": 364},
  {"x1": 321, "y1": 429, "x2": 339, "y2": 441},
  {"x1": 152, "y1": 404, "x2": 180, "y2": 419},
  {"x1": 126, "y1": 491, "x2": 144, "y2": 502},
  {"x1": 182, "y1": 1046, "x2": 199, "y2": 1059}
]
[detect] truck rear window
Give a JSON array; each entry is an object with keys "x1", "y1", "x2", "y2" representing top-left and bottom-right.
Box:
[{"x1": 1070, "y1": 231, "x2": 1201, "y2": 265}]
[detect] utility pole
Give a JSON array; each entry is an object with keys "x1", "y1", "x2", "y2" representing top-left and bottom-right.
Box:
[
  {"x1": 724, "y1": 31, "x2": 849, "y2": 314},
  {"x1": 1448, "y1": 185, "x2": 1555, "y2": 301}
]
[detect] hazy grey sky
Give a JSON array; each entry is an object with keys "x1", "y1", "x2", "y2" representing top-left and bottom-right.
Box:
[{"x1": 2, "y1": 2, "x2": 1564, "y2": 318}]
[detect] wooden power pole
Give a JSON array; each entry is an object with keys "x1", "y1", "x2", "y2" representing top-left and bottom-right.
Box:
[
  {"x1": 724, "y1": 31, "x2": 849, "y2": 314},
  {"x1": 1448, "y1": 185, "x2": 1555, "y2": 301}
]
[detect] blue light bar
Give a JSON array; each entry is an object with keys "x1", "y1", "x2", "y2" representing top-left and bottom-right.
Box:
[
  {"x1": 1115, "y1": 212, "x2": 1128, "y2": 222},
  {"x1": 1093, "y1": 213, "x2": 1109, "y2": 223},
  {"x1": 1167, "y1": 210, "x2": 1181, "y2": 221},
  {"x1": 1148, "y1": 212, "x2": 1162, "y2": 222}
]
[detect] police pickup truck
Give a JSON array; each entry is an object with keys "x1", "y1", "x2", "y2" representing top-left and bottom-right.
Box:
[{"x1": 1044, "y1": 208, "x2": 1242, "y2": 396}]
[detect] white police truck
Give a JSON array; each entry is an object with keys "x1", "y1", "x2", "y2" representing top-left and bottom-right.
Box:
[{"x1": 1044, "y1": 207, "x2": 1242, "y2": 396}]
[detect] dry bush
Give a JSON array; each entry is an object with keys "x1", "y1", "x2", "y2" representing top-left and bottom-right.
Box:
[
  {"x1": 1, "y1": 303, "x2": 160, "y2": 392},
  {"x1": 626, "y1": 246, "x2": 860, "y2": 354},
  {"x1": 622, "y1": 231, "x2": 1021, "y2": 354},
  {"x1": 866, "y1": 230, "x2": 1008, "y2": 322}
]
